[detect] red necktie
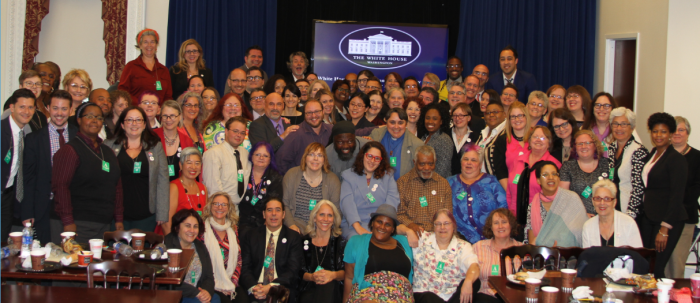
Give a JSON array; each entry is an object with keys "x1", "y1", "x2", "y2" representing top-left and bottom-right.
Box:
[{"x1": 56, "y1": 129, "x2": 65, "y2": 148}]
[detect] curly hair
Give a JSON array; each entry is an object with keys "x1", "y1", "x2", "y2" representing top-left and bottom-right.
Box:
[
  {"x1": 647, "y1": 112, "x2": 677, "y2": 133},
  {"x1": 417, "y1": 103, "x2": 451, "y2": 139},
  {"x1": 171, "y1": 208, "x2": 204, "y2": 238},
  {"x1": 202, "y1": 92, "x2": 252, "y2": 127},
  {"x1": 482, "y1": 208, "x2": 519, "y2": 239},
  {"x1": 201, "y1": 191, "x2": 239, "y2": 226},
  {"x1": 352, "y1": 141, "x2": 392, "y2": 179}
]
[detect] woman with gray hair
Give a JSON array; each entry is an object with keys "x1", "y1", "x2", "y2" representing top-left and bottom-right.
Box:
[
  {"x1": 118, "y1": 28, "x2": 172, "y2": 105},
  {"x1": 179, "y1": 91, "x2": 206, "y2": 152},
  {"x1": 582, "y1": 179, "x2": 643, "y2": 248},
  {"x1": 448, "y1": 144, "x2": 507, "y2": 243},
  {"x1": 162, "y1": 147, "x2": 207, "y2": 234},
  {"x1": 527, "y1": 91, "x2": 549, "y2": 128},
  {"x1": 605, "y1": 107, "x2": 648, "y2": 218},
  {"x1": 299, "y1": 200, "x2": 346, "y2": 303}
]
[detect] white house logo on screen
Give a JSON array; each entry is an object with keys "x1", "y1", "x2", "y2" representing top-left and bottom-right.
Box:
[{"x1": 339, "y1": 27, "x2": 421, "y2": 69}]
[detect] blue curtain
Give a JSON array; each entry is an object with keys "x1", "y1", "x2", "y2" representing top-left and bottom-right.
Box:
[
  {"x1": 455, "y1": 0, "x2": 596, "y2": 92},
  {"x1": 166, "y1": 0, "x2": 277, "y2": 95}
]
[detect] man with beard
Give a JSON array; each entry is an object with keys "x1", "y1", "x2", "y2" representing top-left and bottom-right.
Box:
[
  {"x1": 21, "y1": 90, "x2": 79, "y2": 244},
  {"x1": 345, "y1": 73, "x2": 358, "y2": 94},
  {"x1": 438, "y1": 56, "x2": 464, "y2": 102},
  {"x1": 249, "y1": 93, "x2": 298, "y2": 152},
  {"x1": 325, "y1": 121, "x2": 369, "y2": 181},
  {"x1": 276, "y1": 100, "x2": 332, "y2": 174}
]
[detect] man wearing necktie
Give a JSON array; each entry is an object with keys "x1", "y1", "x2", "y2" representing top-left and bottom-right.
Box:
[
  {"x1": 485, "y1": 45, "x2": 538, "y2": 102},
  {"x1": 248, "y1": 93, "x2": 299, "y2": 152},
  {"x1": 1, "y1": 89, "x2": 36, "y2": 241},
  {"x1": 202, "y1": 116, "x2": 251, "y2": 204}
]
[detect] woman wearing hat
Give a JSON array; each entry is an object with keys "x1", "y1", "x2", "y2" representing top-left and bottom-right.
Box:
[
  {"x1": 343, "y1": 204, "x2": 416, "y2": 303},
  {"x1": 119, "y1": 28, "x2": 172, "y2": 105}
]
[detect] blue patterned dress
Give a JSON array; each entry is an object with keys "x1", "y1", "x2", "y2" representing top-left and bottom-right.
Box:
[{"x1": 448, "y1": 173, "x2": 507, "y2": 243}]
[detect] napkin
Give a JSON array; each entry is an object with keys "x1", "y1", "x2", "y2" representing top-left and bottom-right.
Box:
[
  {"x1": 604, "y1": 267, "x2": 631, "y2": 281},
  {"x1": 572, "y1": 286, "x2": 594, "y2": 300},
  {"x1": 652, "y1": 287, "x2": 692, "y2": 303},
  {"x1": 60, "y1": 256, "x2": 73, "y2": 266},
  {"x1": 21, "y1": 256, "x2": 32, "y2": 268}
]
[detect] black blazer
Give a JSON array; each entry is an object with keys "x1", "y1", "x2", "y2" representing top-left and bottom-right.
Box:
[
  {"x1": 478, "y1": 129, "x2": 508, "y2": 181},
  {"x1": 642, "y1": 147, "x2": 688, "y2": 223},
  {"x1": 486, "y1": 69, "x2": 539, "y2": 103},
  {"x1": 450, "y1": 126, "x2": 482, "y2": 176},
  {"x1": 21, "y1": 124, "x2": 78, "y2": 222},
  {"x1": 240, "y1": 225, "x2": 303, "y2": 291},
  {"x1": 163, "y1": 233, "x2": 216, "y2": 298},
  {"x1": 248, "y1": 116, "x2": 290, "y2": 152},
  {"x1": 1, "y1": 118, "x2": 18, "y2": 189},
  {"x1": 168, "y1": 66, "x2": 214, "y2": 99},
  {"x1": 682, "y1": 147, "x2": 700, "y2": 224}
]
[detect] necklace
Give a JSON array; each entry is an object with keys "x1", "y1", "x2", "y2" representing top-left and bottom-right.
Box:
[
  {"x1": 314, "y1": 238, "x2": 329, "y2": 267},
  {"x1": 304, "y1": 172, "x2": 322, "y2": 186},
  {"x1": 181, "y1": 178, "x2": 201, "y2": 209},
  {"x1": 513, "y1": 134, "x2": 524, "y2": 142},
  {"x1": 77, "y1": 136, "x2": 104, "y2": 162},
  {"x1": 163, "y1": 131, "x2": 178, "y2": 146}
]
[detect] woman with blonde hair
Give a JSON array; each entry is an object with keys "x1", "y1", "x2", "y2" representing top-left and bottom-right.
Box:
[
  {"x1": 62, "y1": 69, "x2": 93, "y2": 114},
  {"x1": 309, "y1": 79, "x2": 331, "y2": 100},
  {"x1": 169, "y1": 39, "x2": 214, "y2": 99},
  {"x1": 299, "y1": 200, "x2": 346, "y2": 302},
  {"x1": 200, "y1": 192, "x2": 246, "y2": 303}
]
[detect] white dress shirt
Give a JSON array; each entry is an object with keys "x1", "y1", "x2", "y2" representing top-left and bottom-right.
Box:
[
  {"x1": 6, "y1": 116, "x2": 22, "y2": 187},
  {"x1": 502, "y1": 70, "x2": 518, "y2": 86},
  {"x1": 202, "y1": 142, "x2": 251, "y2": 204}
]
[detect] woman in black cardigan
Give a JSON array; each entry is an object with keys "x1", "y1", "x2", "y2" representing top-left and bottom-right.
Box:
[
  {"x1": 639, "y1": 112, "x2": 688, "y2": 279},
  {"x1": 169, "y1": 39, "x2": 214, "y2": 99},
  {"x1": 165, "y1": 209, "x2": 219, "y2": 303}
]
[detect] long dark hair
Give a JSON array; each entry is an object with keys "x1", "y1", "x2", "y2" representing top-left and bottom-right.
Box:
[
  {"x1": 547, "y1": 108, "x2": 579, "y2": 159},
  {"x1": 109, "y1": 106, "x2": 161, "y2": 150},
  {"x1": 417, "y1": 103, "x2": 451, "y2": 139},
  {"x1": 582, "y1": 92, "x2": 618, "y2": 130}
]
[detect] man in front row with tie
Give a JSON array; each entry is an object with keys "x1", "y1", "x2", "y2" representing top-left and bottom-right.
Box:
[
  {"x1": 202, "y1": 116, "x2": 251, "y2": 204},
  {"x1": 240, "y1": 198, "x2": 302, "y2": 302},
  {"x1": 1, "y1": 88, "x2": 36, "y2": 241},
  {"x1": 22, "y1": 90, "x2": 78, "y2": 244}
]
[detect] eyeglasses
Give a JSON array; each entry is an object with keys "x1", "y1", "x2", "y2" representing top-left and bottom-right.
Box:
[
  {"x1": 228, "y1": 78, "x2": 247, "y2": 84},
  {"x1": 473, "y1": 71, "x2": 488, "y2": 76},
  {"x1": 305, "y1": 110, "x2": 322, "y2": 116},
  {"x1": 247, "y1": 76, "x2": 263, "y2": 81},
  {"x1": 124, "y1": 118, "x2": 144, "y2": 124},
  {"x1": 448, "y1": 91, "x2": 465, "y2": 96},
  {"x1": 183, "y1": 103, "x2": 200, "y2": 108},
  {"x1": 531, "y1": 135, "x2": 547, "y2": 141},
  {"x1": 529, "y1": 102, "x2": 544, "y2": 107},
  {"x1": 337, "y1": 88, "x2": 350, "y2": 93},
  {"x1": 567, "y1": 93, "x2": 581, "y2": 99},
  {"x1": 250, "y1": 96, "x2": 265, "y2": 102},
  {"x1": 423, "y1": 81, "x2": 435, "y2": 86},
  {"x1": 365, "y1": 153, "x2": 382, "y2": 162},
  {"x1": 184, "y1": 160, "x2": 202, "y2": 166},
  {"x1": 23, "y1": 81, "x2": 41, "y2": 88},
  {"x1": 553, "y1": 122, "x2": 570, "y2": 130},
  {"x1": 161, "y1": 114, "x2": 180, "y2": 121},
  {"x1": 592, "y1": 196, "x2": 616, "y2": 202},
  {"x1": 594, "y1": 103, "x2": 613, "y2": 109},
  {"x1": 306, "y1": 153, "x2": 324, "y2": 159},
  {"x1": 367, "y1": 85, "x2": 380, "y2": 90},
  {"x1": 451, "y1": 114, "x2": 470, "y2": 119},
  {"x1": 676, "y1": 128, "x2": 688, "y2": 133},
  {"x1": 212, "y1": 202, "x2": 229, "y2": 208},
  {"x1": 203, "y1": 97, "x2": 217, "y2": 102},
  {"x1": 253, "y1": 153, "x2": 270, "y2": 159},
  {"x1": 611, "y1": 122, "x2": 631, "y2": 128},
  {"x1": 228, "y1": 129, "x2": 246, "y2": 135},
  {"x1": 446, "y1": 64, "x2": 462, "y2": 69},
  {"x1": 484, "y1": 110, "x2": 502, "y2": 116},
  {"x1": 70, "y1": 83, "x2": 89, "y2": 91},
  {"x1": 575, "y1": 141, "x2": 595, "y2": 147},
  {"x1": 141, "y1": 101, "x2": 158, "y2": 106},
  {"x1": 540, "y1": 172, "x2": 559, "y2": 178},
  {"x1": 349, "y1": 103, "x2": 365, "y2": 108},
  {"x1": 224, "y1": 103, "x2": 241, "y2": 108},
  {"x1": 434, "y1": 222, "x2": 452, "y2": 228},
  {"x1": 550, "y1": 94, "x2": 563, "y2": 100},
  {"x1": 184, "y1": 50, "x2": 199, "y2": 55},
  {"x1": 405, "y1": 85, "x2": 417, "y2": 89},
  {"x1": 81, "y1": 114, "x2": 104, "y2": 121},
  {"x1": 509, "y1": 114, "x2": 525, "y2": 120},
  {"x1": 502, "y1": 93, "x2": 516, "y2": 98}
]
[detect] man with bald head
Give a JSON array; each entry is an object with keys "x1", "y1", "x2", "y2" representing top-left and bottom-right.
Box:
[
  {"x1": 472, "y1": 64, "x2": 489, "y2": 100},
  {"x1": 345, "y1": 73, "x2": 358, "y2": 94},
  {"x1": 248, "y1": 92, "x2": 298, "y2": 152},
  {"x1": 223, "y1": 68, "x2": 250, "y2": 109}
]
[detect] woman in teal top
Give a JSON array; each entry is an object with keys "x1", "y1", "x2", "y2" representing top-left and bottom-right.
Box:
[{"x1": 343, "y1": 204, "x2": 414, "y2": 303}]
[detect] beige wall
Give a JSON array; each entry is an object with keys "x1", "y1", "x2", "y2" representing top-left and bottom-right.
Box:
[
  {"x1": 145, "y1": 0, "x2": 170, "y2": 62},
  {"x1": 595, "y1": 0, "x2": 670, "y2": 148}
]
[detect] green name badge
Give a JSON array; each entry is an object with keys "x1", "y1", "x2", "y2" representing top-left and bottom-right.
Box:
[
  {"x1": 603, "y1": 142, "x2": 608, "y2": 152},
  {"x1": 102, "y1": 161, "x2": 110, "y2": 172},
  {"x1": 609, "y1": 168, "x2": 615, "y2": 180},
  {"x1": 133, "y1": 161, "x2": 142, "y2": 174},
  {"x1": 582, "y1": 186, "x2": 593, "y2": 198},
  {"x1": 366, "y1": 193, "x2": 376, "y2": 203},
  {"x1": 168, "y1": 164, "x2": 175, "y2": 177},
  {"x1": 4, "y1": 149, "x2": 11, "y2": 164},
  {"x1": 197, "y1": 146, "x2": 203, "y2": 153},
  {"x1": 419, "y1": 196, "x2": 428, "y2": 207},
  {"x1": 491, "y1": 264, "x2": 499, "y2": 276},
  {"x1": 237, "y1": 172, "x2": 243, "y2": 182},
  {"x1": 251, "y1": 196, "x2": 259, "y2": 206},
  {"x1": 389, "y1": 156, "x2": 397, "y2": 167},
  {"x1": 197, "y1": 210, "x2": 202, "y2": 216},
  {"x1": 315, "y1": 266, "x2": 323, "y2": 272},
  {"x1": 263, "y1": 256, "x2": 272, "y2": 268},
  {"x1": 513, "y1": 174, "x2": 521, "y2": 184},
  {"x1": 457, "y1": 191, "x2": 467, "y2": 200},
  {"x1": 191, "y1": 271, "x2": 196, "y2": 284},
  {"x1": 309, "y1": 199, "x2": 317, "y2": 210},
  {"x1": 436, "y1": 261, "x2": 445, "y2": 274},
  {"x1": 155, "y1": 81, "x2": 163, "y2": 91}
]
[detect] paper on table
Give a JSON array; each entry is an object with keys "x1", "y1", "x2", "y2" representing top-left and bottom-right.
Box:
[
  {"x1": 572, "y1": 286, "x2": 594, "y2": 299},
  {"x1": 603, "y1": 278, "x2": 635, "y2": 292}
]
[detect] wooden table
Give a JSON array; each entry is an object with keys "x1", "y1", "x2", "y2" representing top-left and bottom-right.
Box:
[
  {"x1": 2, "y1": 284, "x2": 182, "y2": 303},
  {"x1": 1, "y1": 249, "x2": 194, "y2": 285},
  {"x1": 489, "y1": 276, "x2": 698, "y2": 303}
]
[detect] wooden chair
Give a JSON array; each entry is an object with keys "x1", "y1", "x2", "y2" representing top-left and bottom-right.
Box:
[
  {"x1": 87, "y1": 258, "x2": 156, "y2": 289},
  {"x1": 103, "y1": 229, "x2": 164, "y2": 248},
  {"x1": 500, "y1": 244, "x2": 560, "y2": 276},
  {"x1": 557, "y1": 246, "x2": 585, "y2": 270}
]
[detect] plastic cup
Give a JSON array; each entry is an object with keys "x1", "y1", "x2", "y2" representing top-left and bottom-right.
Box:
[
  {"x1": 560, "y1": 269, "x2": 576, "y2": 290},
  {"x1": 167, "y1": 249, "x2": 182, "y2": 270},
  {"x1": 691, "y1": 274, "x2": 700, "y2": 298},
  {"x1": 131, "y1": 233, "x2": 146, "y2": 251},
  {"x1": 60, "y1": 232, "x2": 76, "y2": 244},
  {"x1": 525, "y1": 278, "x2": 542, "y2": 301},
  {"x1": 541, "y1": 286, "x2": 559, "y2": 303},
  {"x1": 8, "y1": 232, "x2": 23, "y2": 250},
  {"x1": 30, "y1": 250, "x2": 45, "y2": 270},
  {"x1": 78, "y1": 251, "x2": 93, "y2": 266},
  {"x1": 89, "y1": 239, "x2": 104, "y2": 260}
]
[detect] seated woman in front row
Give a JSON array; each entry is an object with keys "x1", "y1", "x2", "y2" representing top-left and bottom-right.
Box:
[
  {"x1": 582, "y1": 179, "x2": 643, "y2": 248},
  {"x1": 526, "y1": 161, "x2": 588, "y2": 247},
  {"x1": 412, "y1": 209, "x2": 481, "y2": 303}
]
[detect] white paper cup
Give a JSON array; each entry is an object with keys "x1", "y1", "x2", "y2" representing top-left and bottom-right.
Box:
[{"x1": 89, "y1": 239, "x2": 104, "y2": 259}]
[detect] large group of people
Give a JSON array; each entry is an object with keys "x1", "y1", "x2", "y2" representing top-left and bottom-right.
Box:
[{"x1": 3, "y1": 28, "x2": 699, "y2": 303}]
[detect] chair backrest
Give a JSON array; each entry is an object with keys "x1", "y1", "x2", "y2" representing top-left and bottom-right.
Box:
[
  {"x1": 576, "y1": 246, "x2": 653, "y2": 278},
  {"x1": 620, "y1": 246, "x2": 656, "y2": 272},
  {"x1": 87, "y1": 258, "x2": 156, "y2": 289},
  {"x1": 499, "y1": 244, "x2": 560, "y2": 276},
  {"x1": 103, "y1": 229, "x2": 164, "y2": 248},
  {"x1": 557, "y1": 246, "x2": 585, "y2": 269}
]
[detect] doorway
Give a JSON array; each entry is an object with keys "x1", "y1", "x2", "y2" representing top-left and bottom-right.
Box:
[{"x1": 604, "y1": 34, "x2": 639, "y2": 111}]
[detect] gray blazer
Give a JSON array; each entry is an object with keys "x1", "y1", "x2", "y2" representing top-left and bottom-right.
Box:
[
  {"x1": 103, "y1": 138, "x2": 170, "y2": 222},
  {"x1": 369, "y1": 127, "x2": 424, "y2": 178},
  {"x1": 282, "y1": 166, "x2": 341, "y2": 231}
]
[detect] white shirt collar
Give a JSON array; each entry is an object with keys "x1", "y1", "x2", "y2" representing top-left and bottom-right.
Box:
[
  {"x1": 9, "y1": 115, "x2": 21, "y2": 136},
  {"x1": 503, "y1": 69, "x2": 518, "y2": 84}
]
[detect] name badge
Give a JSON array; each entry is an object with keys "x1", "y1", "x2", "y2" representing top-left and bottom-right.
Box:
[
  {"x1": 264, "y1": 256, "x2": 272, "y2": 268},
  {"x1": 133, "y1": 162, "x2": 142, "y2": 173},
  {"x1": 366, "y1": 193, "x2": 376, "y2": 203},
  {"x1": 389, "y1": 156, "x2": 397, "y2": 167},
  {"x1": 197, "y1": 210, "x2": 202, "y2": 216},
  {"x1": 251, "y1": 196, "x2": 259, "y2": 206},
  {"x1": 512, "y1": 174, "x2": 521, "y2": 184},
  {"x1": 436, "y1": 261, "x2": 445, "y2": 274},
  {"x1": 315, "y1": 266, "x2": 323, "y2": 272},
  {"x1": 419, "y1": 196, "x2": 428, "y2": 207},
  {"x1": 457, "y1": 192, "x2": 467, "y2": 200},
  {"x1": 4, "y1": 150, "x2": 11, "y2": 164},
  {"x1": 609, "y1": 168, "x2": 615, "y2": 180},
  {"x1": 237, "y1": 172, "x2": 244, "y2": 182},
  {"x1": 168, "y1": 164, "x2": 175, "y2": 177},
  {"x1": 491, "y1": 264, "x2": 499, "y2": 276},
  {"x1": 221, "y1": 248, "x2": 225, "y2": 261},
  {"x1": 309, "y1": 199, "x2": 317, "y2": 210},
  {"x1": 155, "y1": 81, "x2": 163, "y2": 91},
  {"x1": 581, "y1": 186, "x2": 593, "y2": 198},
  {"x1": 102, "y1": 161, "x2": 110, "y2": 172},
  {"x1": 191, "y1": 271, "x2": 196, "y2": 284}
]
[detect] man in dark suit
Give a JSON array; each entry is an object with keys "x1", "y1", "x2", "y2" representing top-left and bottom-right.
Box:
[
  {"x1": 22, "y1": 90, "x2": 78, "y2": 244},
  {"x1": 240, "y1": 198, "x2": 302, "y2": 303},
  {"x1": 1, "y1": 89, "x2": 36, "y2": 240},
  {"x1": 285, "y1": 52, "x2": 309, "y2": 84},
  {"x1": 248, "y1": 93, "x2": 298, "y2": 152},
  {"x1": 486, "y1": 45, "x2": 538, "y2": 101}
]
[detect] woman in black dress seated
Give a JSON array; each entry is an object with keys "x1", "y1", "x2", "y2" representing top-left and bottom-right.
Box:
[{"x1": 238, "y1": 141, "x2": 284, "y2": 237}]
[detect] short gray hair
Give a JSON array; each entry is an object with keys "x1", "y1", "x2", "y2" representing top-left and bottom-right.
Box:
[
  {"x1": 609, "y1": 107, "x2": 636, "y2": 129},
  {"x1": 180, "y1": 147, "x2": 202, "y2": 166},
  {"x1": 387, "y1": 87, "x2": 407, "y2": 100},
  {"x1": 675, "y1": 116, "x2": 691, "y2": 135},
  {"x1": 305, "y1": 200, "x2": 342, "y2": 238},
  {"x1": 416, "y1": 145, "x2": 436, "y2": 162},
  {"x1": 592, "y1": 179, "x2": 617, "y2": 198},
  {"x1": 528, "y1": 91, "x2": 549, "y2": 109},
  {"x1": 448, "y1": 81, "x2": 466, "y2": 93}
]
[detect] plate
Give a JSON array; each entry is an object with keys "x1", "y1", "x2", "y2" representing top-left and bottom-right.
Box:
[
  {"x1": 137, "y1": 250, "x2": 168, "y2": 262},
  {"x1": 64, "y1": 259, "x2": 102, "y2": 269},
  {"x1": 15, "y1": 261, "x2": 63, "y2": 273},
  {"x1": 506, "y1": 275, "x2": 551, "y2": 286},
  {"x1": 608, "y1": 277, "x2": 637, "y2": 287}
]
